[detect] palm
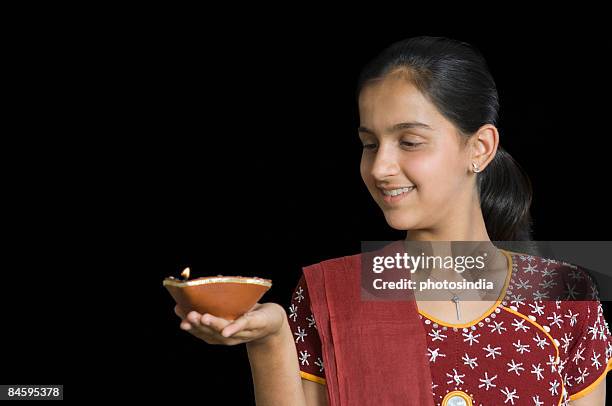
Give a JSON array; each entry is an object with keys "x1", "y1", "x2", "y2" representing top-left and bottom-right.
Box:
[{"x1": 176, "y1": 302, "x2": 285, "y2": 345}]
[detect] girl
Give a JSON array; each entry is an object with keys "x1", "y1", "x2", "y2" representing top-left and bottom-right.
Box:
[{"x1": 174, "y1": 36, "x2": 611, "y2": 405}]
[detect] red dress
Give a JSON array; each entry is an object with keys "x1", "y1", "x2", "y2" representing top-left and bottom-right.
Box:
[{"x1": 288, "y1": 250, "x2": 612, "y2": 406}]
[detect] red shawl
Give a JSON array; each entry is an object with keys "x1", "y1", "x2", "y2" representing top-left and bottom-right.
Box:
[{"x1": 302, "y1": 242, "x2": 435, "y2": 405}]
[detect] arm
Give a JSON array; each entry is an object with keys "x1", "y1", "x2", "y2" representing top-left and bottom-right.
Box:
[
  {"x1": 302, "y1": 379, "x2": 328, "y2": 405},
  {"x1": 176, "y1": 303, "x2": 321, "y2": 405},
  {"x1": 246, "y1": 311, "x2": 308, "y2": 406},
  {"x1": 569, "y1": 378, "x2": 606, "y2": 406}
]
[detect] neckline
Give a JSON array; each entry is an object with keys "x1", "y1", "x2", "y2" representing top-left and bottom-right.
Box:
[{"x1": 416, "y1": 249, "x2": 514, "y2": 328}]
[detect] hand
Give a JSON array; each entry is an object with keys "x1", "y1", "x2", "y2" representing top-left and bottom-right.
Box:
[{"x1": 174, "y1": 302, "x2": 286, "y2": 346}]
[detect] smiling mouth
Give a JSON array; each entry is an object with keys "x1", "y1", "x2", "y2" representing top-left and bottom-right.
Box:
[{"x1": 380, "y1": 186, "x2": 416, "y2": 197}]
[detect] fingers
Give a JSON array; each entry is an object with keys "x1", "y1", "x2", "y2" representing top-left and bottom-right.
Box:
[
  {"x1": 201, "y1": 313, "x2": 232, "y2": 333},
  {"x1": 221, "y1": 311, "x2": 265, "y2": 338},
  {"x1": 179, "y1": 311, "x2": 231, "y2": 339},
  {"x1": 186, "y1": 311, "x2": 202, "y2": 324},
  {"x1": 175, "y1": 308, "x2": 260, "y2": 345},
  {"x1": 221, "y1": 329, "x2": 258, "y2": 340},
  {"x1": 185, "y1": 311, "x2": 218, "y2": 335},
  {"x1": 221, "y1": 317, "x2": 248, "y2": 338}
]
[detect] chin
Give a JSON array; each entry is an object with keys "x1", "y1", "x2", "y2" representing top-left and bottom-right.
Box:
[{"x1": 383, "y1": 212, "x2": 419, "y2": 231}]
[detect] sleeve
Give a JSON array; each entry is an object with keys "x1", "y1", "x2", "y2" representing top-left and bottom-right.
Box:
[
  {"x1": 558, "y1": 268, "x2": 612, "y2": 401},
  {"x1": 287, "y1": 273, "x2": 326, "y2": 385}
]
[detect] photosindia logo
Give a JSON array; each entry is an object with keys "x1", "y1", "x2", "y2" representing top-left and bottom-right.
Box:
[
  {"x1": 360, "y1": 241, "x2": 510, "y2": 301},
  {"x1": 369, "y1": 252, "x2": 494, "y2": 292}
]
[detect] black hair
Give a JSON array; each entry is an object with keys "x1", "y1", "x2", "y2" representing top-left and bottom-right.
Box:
[{"x1": 356, "y1": 36, "x2": 533, "y2": 241}]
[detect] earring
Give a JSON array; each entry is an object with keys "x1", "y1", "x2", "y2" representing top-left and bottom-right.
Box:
[{"x1": 472, "y1": 162, "x2": 481, "y2": 173}]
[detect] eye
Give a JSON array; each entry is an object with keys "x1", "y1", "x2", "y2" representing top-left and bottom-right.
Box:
[
  {"x1": 362, "y1": 143, "x2": 378, "y2": 150},
  {"x1": 400, "y1": 141, "x2": 422, "y2": 148}
]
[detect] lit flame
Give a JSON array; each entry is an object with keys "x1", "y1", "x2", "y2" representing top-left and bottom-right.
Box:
[{"x1": 181, "y1": 267, "x2": 190, "y2": 280}]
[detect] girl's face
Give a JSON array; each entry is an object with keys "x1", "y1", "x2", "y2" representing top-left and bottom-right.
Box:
[{"x1": 358, "y1": 73, "x2": 475, "y2": 231}]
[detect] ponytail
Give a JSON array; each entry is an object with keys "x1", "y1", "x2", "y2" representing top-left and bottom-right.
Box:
[{"x1": 478, "y1": 146, "x2": 533, "y2": 241}]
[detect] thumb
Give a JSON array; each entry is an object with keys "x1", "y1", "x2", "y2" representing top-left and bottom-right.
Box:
[{"x1": 221, "y1": 313, "x2": 254, "y2": 337}]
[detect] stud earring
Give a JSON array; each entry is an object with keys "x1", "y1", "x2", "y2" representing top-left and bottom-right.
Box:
[{"x1": 472, "y1": 162, "x2": 481, "y2": 173}]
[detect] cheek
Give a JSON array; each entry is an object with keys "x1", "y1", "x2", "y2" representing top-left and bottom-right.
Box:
[
  {"x1": 360, "y1": 155, "x2": 372, "y2": 184},
  {"x1": 400, "y1": 152, "x2": 463, "y2": 197}
]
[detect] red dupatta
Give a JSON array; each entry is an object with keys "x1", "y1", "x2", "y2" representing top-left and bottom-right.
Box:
[{"x1": 302, "y1": 242, "x2": 435, "y2": 405}]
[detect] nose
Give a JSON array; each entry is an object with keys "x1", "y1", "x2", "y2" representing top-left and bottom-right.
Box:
[{"x1": 369, "y1": 144, "x2": 400, "y2": 181}]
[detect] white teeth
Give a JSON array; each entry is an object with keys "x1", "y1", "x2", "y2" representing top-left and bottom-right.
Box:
[{"x1": 382, "y1": 186, "x2": 414, "y2": 196}]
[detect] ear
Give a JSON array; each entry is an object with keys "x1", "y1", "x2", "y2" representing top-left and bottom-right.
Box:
[{"x1": 468, "y1": 124, "x2": 499, "y2": 173}]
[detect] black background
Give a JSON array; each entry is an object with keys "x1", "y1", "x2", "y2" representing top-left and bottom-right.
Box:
[{"x1": 3, "y1": 15, "x2": 611, "y2": 403}]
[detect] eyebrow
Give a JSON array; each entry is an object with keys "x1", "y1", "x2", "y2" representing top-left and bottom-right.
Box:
[{"x1": 358, "y1": 121, "x2": 433, "y2": 135}]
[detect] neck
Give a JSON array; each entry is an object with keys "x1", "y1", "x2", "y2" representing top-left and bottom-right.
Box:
[
  {"x1": 405, "y1": 192, "x2": 489, "y2": 242},
  {"x1": 402, "y1": 192, "x2": 507, "y2": 287}
]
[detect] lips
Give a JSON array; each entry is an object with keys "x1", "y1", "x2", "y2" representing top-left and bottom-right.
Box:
[
  {"x1": 379, "y1": 185, "x2": 416, "y2": 204},
  {"x1": 380, "y1": 186, "x2": 416, "y2": 196}
]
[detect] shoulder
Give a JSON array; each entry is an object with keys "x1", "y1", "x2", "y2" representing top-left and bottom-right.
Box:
[
  {"x1": 302, "y1": 253, "x2": 361, "y2": 274},
  {"x1": 503, "y1": 250, "x2": 604, "y2": 344},
  {"x1": 504, "y1": 255, "x2": 611, "y2": 344},
  {"x1": 505, "y1": 250, "x2": 599, "y2": 302}
]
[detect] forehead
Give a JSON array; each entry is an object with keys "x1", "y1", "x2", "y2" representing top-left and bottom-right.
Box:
[{"x1": 358, "y1": 74, "x2": 445, "y2": 132}]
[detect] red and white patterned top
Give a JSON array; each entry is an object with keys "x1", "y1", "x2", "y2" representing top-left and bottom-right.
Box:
[{"x1": 288, "y1": 250, "x2": 612, "y2": 406}]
